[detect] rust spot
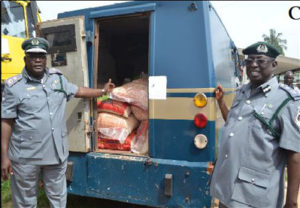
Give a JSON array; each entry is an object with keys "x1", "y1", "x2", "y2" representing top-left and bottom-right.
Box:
[
  {"x1": 144, "y1": 158, "x2": 153, "y2": 166},
  {"x1": 185, "y1": 196, "x2": 190, "y2": 204},
  {"x1": 206, "y1": 162, "x2": 214, "y2": 175}
]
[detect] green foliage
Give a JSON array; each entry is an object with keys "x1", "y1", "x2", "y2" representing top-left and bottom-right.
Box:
[
  {"x1": 262, "y1": 29, "x2": 287, "y2": 56},
  {"x1": 1, "y1": 180, "x2": 12, "y2": 205},
  {"x1": 37, "y1": 184, "x2": 50, "y2": 208}
]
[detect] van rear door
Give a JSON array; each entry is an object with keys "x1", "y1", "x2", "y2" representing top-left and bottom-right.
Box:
[{"x1": 38, "y1": 16, "x2": 91, "y2": 152}]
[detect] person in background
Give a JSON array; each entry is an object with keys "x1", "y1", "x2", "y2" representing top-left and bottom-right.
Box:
[
  {"x1": 210, "y1": 42, "x2": 300, "y2": 208},
  {"x1": 284, "y1": 70, "x2": 300, "y2": 92},
  {"x1": 1, "y1": 37, "x2": 115, "y2": 208}
]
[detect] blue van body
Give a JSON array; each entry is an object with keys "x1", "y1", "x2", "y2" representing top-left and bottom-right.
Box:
[{"x1": 57, "y1": 1, "x2": 239, "y2": 207}]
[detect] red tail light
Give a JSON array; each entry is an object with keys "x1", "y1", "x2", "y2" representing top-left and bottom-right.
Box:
[{"x1": 194, "y1": 113, "x2": 208, "y2": 128}]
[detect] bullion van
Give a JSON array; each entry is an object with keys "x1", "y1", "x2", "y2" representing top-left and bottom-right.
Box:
[{"x1": 37, "y1": 1, "x2": 241, "y2": 207}]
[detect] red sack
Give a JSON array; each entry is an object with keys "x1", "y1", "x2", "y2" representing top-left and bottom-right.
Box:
[
  {"x1": 98, "y1": 131, "x2": 136, "y2": 151},
  {"x1": 97, "y1": 99, "x2": 131, "y2": 118}
]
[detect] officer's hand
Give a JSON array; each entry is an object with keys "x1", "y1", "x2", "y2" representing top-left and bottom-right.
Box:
[
  {"x1": 104, "y1": 79, "x2": 115, "y2": 94},
  {"x1": 284, "y1": 202, "x2": 298, "y2": 208},
  {"x1": 215, "y1": 84, "x2": 225, "y2": 102},
  {"x1": 1, "y1": 157, "x2": 13, "y2": 180}
]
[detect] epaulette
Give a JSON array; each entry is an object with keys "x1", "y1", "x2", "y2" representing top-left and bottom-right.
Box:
[
  {"x1": 279, "y1": 83, "x2": 300, "y2": 101},
  {"x1": 5, "y1": 74, "x2": 22, "y2": 87},
  {"x1": 49, "y1": 68, "x2": 63, "y2": 75}
]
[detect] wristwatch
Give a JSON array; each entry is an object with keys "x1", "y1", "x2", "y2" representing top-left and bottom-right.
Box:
[{"x1": 101, "y1": 88, "x2": 106, "y2": 95}]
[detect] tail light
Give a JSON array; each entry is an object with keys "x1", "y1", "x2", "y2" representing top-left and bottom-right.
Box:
[
  {"x1": 194, "y1": 113, "x2": 208, "y2": 128},
  {"x1": 193, "y1": 92, "x2": 208, "y2": 149},
  {"x1": 193, "y1": 92, "x2": 207, "y2": 107}
]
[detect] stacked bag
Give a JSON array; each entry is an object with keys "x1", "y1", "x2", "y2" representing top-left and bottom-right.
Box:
[{"x1": 97, "y1": 78, "x2": 148, "y2": 154}]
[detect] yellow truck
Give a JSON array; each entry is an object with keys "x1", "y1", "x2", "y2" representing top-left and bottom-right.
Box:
[{"x1": 1, "y1": 0, "x2": 41, "y2": 89}]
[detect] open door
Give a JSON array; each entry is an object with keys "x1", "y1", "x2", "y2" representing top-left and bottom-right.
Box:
[{"x1": 38, "y1": 16, "x2": 90, "y2": 152}]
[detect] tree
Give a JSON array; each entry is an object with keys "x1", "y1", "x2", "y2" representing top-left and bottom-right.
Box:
[{"x1": 262, "y1": 29, "x2": 287, "y2": 56}]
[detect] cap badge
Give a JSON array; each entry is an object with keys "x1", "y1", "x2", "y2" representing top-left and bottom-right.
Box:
[
  {"x1": 31, "y1": 38, "x2": 39, "y2": 46},
  {"x1": 256, "y1": 44, "x2": 268, "y2": 53}
]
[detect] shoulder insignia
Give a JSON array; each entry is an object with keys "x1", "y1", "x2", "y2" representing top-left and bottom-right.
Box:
[
  {"x1": 5, "y1": 74, "x2": 22, "y2": 87},
  {"x1": 49, "y1": 68, "x2": 63, "y2": 75},
  {"x1": 279, "y1": 83, "x2": 300, "y2": 101}
]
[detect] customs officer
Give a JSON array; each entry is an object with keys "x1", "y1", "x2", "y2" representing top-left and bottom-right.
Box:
[
  {"x1": 210, "y1": 42, "x2": 300, "y2": 208},
  {"x1": 1, "y1": 37, "x2": 115, "y2": 208}
]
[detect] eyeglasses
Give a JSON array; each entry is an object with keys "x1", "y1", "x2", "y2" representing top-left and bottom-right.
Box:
[
  {"x1": 244, "y1": 58, "x2": 274, "y2": 66},
  {"x1": 26, "y1": 54, "x2": 46, "y2": 60}
]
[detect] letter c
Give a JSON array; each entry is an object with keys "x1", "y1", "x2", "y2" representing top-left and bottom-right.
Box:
[{"x1": 289, "y1": 6, "x2": 300, "y2": 20}]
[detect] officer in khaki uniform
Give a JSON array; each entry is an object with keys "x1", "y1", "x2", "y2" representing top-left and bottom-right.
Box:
[
  {"x1": 1, "y1": 37, "x2": 115, "y2": 208},
  {"x1": 210, "y1": 42, "x2": 300, "y2": 208}
]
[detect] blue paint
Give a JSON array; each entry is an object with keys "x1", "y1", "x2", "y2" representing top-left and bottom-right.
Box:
[
  {"x1": 57, "y1": 1, "x2": 237, "y2": 207},
  {"x1": 68, "y1": 153, "x2": 212, "y2": 207},
  {"x1": 149, "y1": 120, "x2": 215, "y2": 162},
  {"x1": 167, "y1": 92, "x2": 215, "y2": 98},
  {"x1": 89, "y1": 2, "x2": 156, "y2": 18},
  {"x1": 208, "y1": 5, "x2": 239, "y2": 88}
]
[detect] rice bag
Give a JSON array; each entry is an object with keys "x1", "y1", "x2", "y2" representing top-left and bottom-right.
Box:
[
  {"x1": 111, "y1": 78, "x2": 148, "y2": 111},
  {"x1": 98, "y1": 131, "x2": 136, "y2": 151},
  {"x1": 97, "y1": 99, "x2": 131, "y2": 118},
  {"x1": 97, "y1": 112, "x2": 139, "y2": 144},
  {"x1": 131, "y1": 105, "x2": 148, "y2": 121}
]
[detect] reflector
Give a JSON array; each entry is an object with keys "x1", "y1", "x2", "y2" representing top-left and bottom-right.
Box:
[
  {"x1": 194, "y1": 134, "x2": 208, "y2": 149},
  {"x1": 193, "y1": 93, "x2": 207, "y2": 107},
  {"x1": 194, "y1": 113, "x2": 208, "y2": 128}
]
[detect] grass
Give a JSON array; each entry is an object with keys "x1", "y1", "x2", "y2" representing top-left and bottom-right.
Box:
[{"x1": 1, "y1": 180, "x2": 12, "y2": 205}]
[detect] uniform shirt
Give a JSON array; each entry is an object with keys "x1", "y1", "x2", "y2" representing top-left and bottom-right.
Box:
[
  {"x1": 1, "y1": 68, "x2": 78, "y2": 165},
  {"x1": 210, "y1": 77, "x2": 300, "y2": 208},
  {"x1": 291, "y1": 84, "x2": 300, "y2": 93}
]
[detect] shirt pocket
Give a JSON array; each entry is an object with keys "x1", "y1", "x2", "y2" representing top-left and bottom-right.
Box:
[
  {"x1": 19, "y1": 130, "x2": 43, "y2": 159},
  {"x1": 19, "y1": 93, "x2": 43, "y2": 112},
  {"x1": 231, "y1": 166, "x2": 270, "y2": 208},
  {"x1": 49, "y1": 89, "x2": 66, "y2": 106}
]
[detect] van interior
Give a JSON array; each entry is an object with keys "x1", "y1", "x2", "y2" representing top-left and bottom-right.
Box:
[{"x1": 94, "y1": 13, "x2": 150, "y2": 155}]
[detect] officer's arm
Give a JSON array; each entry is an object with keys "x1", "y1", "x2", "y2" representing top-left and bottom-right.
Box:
[
  {"x1": 215, "y1": 84, "x2": 229, "y2": 121},
  {"x1": 75, "y1": 87, "x2": 106, "y2": 98},
  {"x1": 75, "y1": 79, "x2": 115, "y2": 98},
  {"x1": 285, "y1": 150, "x2": 300, "y2": 208},
  {"x1": 1, "y1": 119, "x2": 14, "y2": 180}
]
